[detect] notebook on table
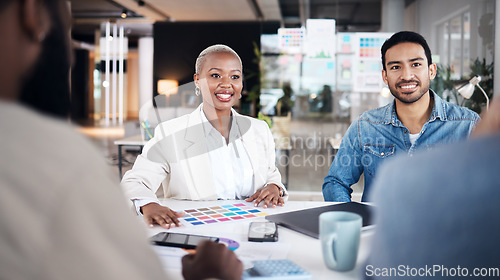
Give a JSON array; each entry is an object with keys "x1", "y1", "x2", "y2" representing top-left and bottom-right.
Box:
[{"x1": 265, "y1": 202, "x2": 374, "y2": 239}]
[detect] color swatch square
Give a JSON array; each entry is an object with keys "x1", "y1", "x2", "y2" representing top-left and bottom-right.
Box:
[{"x1": 178, "y1": 203, "x2": 267, "y2": 227}]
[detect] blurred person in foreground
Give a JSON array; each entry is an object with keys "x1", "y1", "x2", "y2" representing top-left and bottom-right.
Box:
[
  {"x1": 366, "y1": 97, "x2": 500, "y2": 279},
  {"x1": 323, "y1": 31, "x2": 480, "y2": 202},
  {"x1": 0, "y1": 0, "x2": 242, "y2": 279},
  {"x1": 121, "y1": 44, "x2": 287, "y2": 229}
]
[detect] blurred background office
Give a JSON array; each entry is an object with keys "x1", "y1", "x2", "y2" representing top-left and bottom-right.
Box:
[{"x1": 68, "y1": 0, "x2": 497, "y2": 201}]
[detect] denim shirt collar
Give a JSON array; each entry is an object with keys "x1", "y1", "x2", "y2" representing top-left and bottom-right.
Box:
[{"x1": 385, "y1": 89, "x2": 446, "y2": 127}]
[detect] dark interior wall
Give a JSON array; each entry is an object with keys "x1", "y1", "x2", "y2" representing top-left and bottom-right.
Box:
[
  {"x1": 153, "y1": 21, "x2": 279, "y2": 106},
  {"x1": 70, "y1": 49, "x2": 89, "y2": 121}
]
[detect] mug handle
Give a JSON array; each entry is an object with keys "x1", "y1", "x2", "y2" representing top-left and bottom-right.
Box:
[{"x1": 325, "y1": 233, "x2": 338, "y2": 268}]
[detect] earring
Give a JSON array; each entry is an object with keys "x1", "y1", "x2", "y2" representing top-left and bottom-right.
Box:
[{"x1": 195, "y1": 87, "x2": 200, "y2": 96}]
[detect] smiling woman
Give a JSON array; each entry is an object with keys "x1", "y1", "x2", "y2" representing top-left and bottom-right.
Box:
[
  {"x1": 194, "y1": 46, "x2": 244, "y2": 140},
  {"x1": 121, "y1": 44, "x2": 288, "y2": 229}
]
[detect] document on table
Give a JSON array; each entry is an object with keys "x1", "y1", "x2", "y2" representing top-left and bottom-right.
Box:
[
  {"x1": 151, "y1": 241, "x2": 291, "y2": 270},
  {"x1": 152, "y1": 245, "x2": 187, "y2": 269},
  {"x1": 236, "y1": 241, "x2": 290, "y2": 261}
]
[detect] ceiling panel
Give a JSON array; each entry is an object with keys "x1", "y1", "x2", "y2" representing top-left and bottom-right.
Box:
[
  {"x1": 258, "y1": 0, "x2": 282, "y2": 21},
  {"x1": 135, "y1": 0, "x2": 256, "y2": 21},
  {"x1": 69, "y1": 0, "x2": 383, "y2": 40}
]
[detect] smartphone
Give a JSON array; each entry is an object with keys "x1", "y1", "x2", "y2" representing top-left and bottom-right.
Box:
[
  {"x1": 150, "y1": 232, "x2": 219, "y2": 249},
  {"x1": 248, "y1": 221, "x2": 278, "y2": 242}
]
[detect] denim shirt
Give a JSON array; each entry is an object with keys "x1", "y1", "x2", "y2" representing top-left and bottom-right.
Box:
[{"x1": 322, "y1": 91, "x2": 480, "y2": 202}]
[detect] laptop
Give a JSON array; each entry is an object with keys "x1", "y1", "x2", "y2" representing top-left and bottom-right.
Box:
[{"x1": 265, "y1": 202, "x2": 374, "y2": 239}]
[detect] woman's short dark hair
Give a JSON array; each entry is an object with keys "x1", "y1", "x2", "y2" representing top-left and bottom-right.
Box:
[{"x1": 381, "y1": 31, "x2": 432, "y2": 70}]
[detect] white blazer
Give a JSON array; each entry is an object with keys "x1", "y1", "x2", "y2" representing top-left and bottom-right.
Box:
[{"x1": 121, "y1": 105, "x2": 286, "y2": 203}]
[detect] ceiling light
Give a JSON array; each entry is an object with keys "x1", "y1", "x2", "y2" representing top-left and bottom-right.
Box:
[{"x1": 157, "y1": 79, "x2": 179, "y2": 96}]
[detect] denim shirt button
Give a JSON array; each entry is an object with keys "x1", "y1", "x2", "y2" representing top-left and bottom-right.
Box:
[{"x1": 381, "y1": 152, "x2": 385, "y2": 156}]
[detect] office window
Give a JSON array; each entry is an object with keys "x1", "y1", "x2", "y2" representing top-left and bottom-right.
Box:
[{"x1": 438, "y1": 11, "x2": 471, "y2": 79}]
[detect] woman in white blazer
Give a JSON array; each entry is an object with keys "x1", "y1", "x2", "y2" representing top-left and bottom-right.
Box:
[{"x1": 121, "y1": 45, "x2": 287, "y2": 228}]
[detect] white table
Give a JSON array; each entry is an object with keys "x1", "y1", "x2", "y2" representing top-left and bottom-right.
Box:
[
  {"x1": 146, "y1": 199, "x2": 373, "y2": 280},
  {"x1": 113, "y1": 135, "x2": 146, "y2": 178}
]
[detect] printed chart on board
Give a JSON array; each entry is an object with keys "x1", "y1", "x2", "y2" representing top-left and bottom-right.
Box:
[{"x1": 353, "y1": 32, "x2": 393, "y2": 93}]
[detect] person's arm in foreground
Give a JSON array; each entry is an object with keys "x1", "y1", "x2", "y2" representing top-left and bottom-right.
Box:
[
  {"x1": 471, "y1": 97, "x2": 500, "y2": 137},
  {"x1": 182, "y1": 241, "x2": 243, "y2": 280},
  {"x1": 44, "y1": 140, "x2": 167, "y2": 280}
]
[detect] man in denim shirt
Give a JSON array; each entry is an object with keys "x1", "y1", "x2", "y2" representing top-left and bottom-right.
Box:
[{"x1": 323, "y1": 31, "x2": 480, "y2": 202}]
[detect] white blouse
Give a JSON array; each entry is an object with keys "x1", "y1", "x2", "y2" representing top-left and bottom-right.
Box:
[{"x1": 200, "y1": 106, "x2": 254, "y2": 199}]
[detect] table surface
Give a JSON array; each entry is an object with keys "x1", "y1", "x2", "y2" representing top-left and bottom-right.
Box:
[
  {"x1": 146, "y1": 199, "x2": 373, "y2": 280},
  {"x1": 114, "y1": 134, "x2": 146, "y2": 146}
]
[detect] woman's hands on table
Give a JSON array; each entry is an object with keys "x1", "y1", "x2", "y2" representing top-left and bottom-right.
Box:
[
  {"x1": 141, "y1": 202, "x2": 184, "y2": 229},
  {"x1": 245, "y1": 183, "x2": 285, "y2": 209}
]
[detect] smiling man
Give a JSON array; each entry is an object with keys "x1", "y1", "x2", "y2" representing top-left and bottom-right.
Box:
[{"x1": 323, "y1": 31, "x2": 480, "y2": 202}]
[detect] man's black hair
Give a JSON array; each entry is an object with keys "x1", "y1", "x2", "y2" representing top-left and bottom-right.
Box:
[{"x1": 381, "y1": 31, "x2": 432, "y2": 71}]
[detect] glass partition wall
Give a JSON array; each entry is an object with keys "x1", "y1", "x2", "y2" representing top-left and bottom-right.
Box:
[{"x1": 259, "y1": 22, "x2": 395, "y2": 194}]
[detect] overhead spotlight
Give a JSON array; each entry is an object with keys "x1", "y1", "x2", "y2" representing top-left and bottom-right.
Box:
[
  {"x1": 138, "y1": 0, "x2": 145, "y2": 6},
  {"x1": 121, "y1": 9, "x2": 128, "y2": 19}
]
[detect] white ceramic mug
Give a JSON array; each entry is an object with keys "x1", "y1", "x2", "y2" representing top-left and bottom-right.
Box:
[{"x1": 319, "y1": 211, "x2": 362, "y2": 271}]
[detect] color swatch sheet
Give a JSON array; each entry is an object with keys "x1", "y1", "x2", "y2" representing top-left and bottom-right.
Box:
[
  {"x1": 353, "y1": 32, "x2": 393, "y2": 92},
  {"x1": 278, "y1": 28, "x2": 305, "y2": 54},
  {"x1": 358, "y1": 36, "x2": 385, "y2": 58},
  {"x1": 180, "y1": 203, "x2": 269, "y2": 226}
]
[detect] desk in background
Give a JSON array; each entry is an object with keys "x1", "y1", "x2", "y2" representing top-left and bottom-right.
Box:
[
  {"x1": 114, "y1": 135, "x2": 146, "y2": 179},
  {"x1": 146, "y1": 199, "x2": 373, "y2": 280}
]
